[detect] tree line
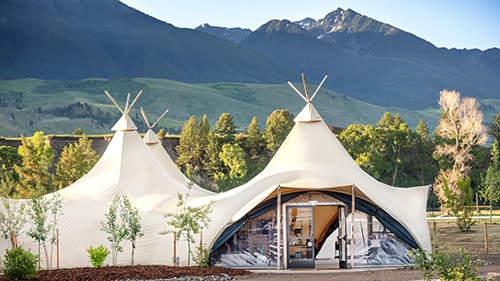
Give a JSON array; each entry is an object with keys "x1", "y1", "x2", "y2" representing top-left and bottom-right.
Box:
[{"x1": 1, "y1": 90, "x2": 499, "y2": 221}]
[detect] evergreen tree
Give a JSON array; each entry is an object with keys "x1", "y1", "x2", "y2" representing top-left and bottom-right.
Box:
[
  {"x1": 480, "y1": 141, "x2": 500, "y2": 206},
  {"x1": 53, "y1": 135, "x2": 100, "y2": 189},
  {"x1": 202, "y1": 130, "x2": 222, "y2": 190},
  {"x1": 13, "y1": 131, "x2": 54, "y2": 198},
  {"x1": 374, "y1": 113, "x2": 414, "y2": 186},
  {"x1": 264, "y1": 109, "x2": 294, "y2": 155},
  {"x1": 413, "y1": 119, "x2": 438, "y2": 185},
  {"x1": 0, "y1": 146, "x2": 22, "y2": 197},
  {"x1": 176, "y1": 116, "x2": 201, "y2": 173},
  {"x1": 488, "y1": 113, "x2": 500, "y2": 144},
  {"x1": 245, "y1": 116, "x2": 265, "y2": 158},
  {"x1": 242, "y1": 116, "x2": 268, "y2": 179},
  {"x1": 215, "y1": 113, "x2": 236, "y2": 142}
]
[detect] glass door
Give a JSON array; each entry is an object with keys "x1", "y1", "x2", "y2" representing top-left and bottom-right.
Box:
[{"x1": 287, "y1": 206, "x2": 314, "y2": 268}]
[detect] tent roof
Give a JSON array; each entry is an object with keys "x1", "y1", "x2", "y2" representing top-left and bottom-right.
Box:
[{"x1": 200, "y1": 102, "x2": 431, "y2": 251}]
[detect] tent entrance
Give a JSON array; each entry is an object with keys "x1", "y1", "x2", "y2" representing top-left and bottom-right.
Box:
[{"x1": 284, "y1": 201, "x2": 347, "y2": 269}]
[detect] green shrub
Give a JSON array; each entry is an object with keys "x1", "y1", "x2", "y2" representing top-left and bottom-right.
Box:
[
  {"x1": 192, "y1": 244, "x2": 211, "y2": 267},
  {"x1": 87, "y1": 245, "x2": 110, "y2": 268},
  {"x1": 2, "y1": 246, "x2": 38, "y2": 280},
  {"x1": 410, "y1": 248, "x2": 482, "y2": 281}
]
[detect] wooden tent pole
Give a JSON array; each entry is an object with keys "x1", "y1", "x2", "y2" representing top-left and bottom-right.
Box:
[
  {"x1": 173, "y1": 232, "x2": 177, "y2": 266},
  {"x1": 351, "y1": 184, "x2": 356, "y2": 268},
  {"x1": 277, "y1": 185, "x2": 282, "y2": 270},
  {"x1": 56, "y1": 228, "x2": 60, "y2": 269}
]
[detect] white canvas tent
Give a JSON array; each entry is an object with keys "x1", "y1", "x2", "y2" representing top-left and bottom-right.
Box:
[
  {"x1": 184, "y1": 77, "x2": 431, "y2": 268},
  {"x1": 0, "y1": 81, "x2": 431, "y2": 269}
]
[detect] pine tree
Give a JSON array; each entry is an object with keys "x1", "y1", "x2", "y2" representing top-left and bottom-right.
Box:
[{"x1": 215, "y1": 112, "x2": 236, "y2": 145}]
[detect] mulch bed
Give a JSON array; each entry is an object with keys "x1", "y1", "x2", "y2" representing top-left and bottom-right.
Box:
[{"x1": 0, "y1": 265, "x2": 250, "y2": 281}]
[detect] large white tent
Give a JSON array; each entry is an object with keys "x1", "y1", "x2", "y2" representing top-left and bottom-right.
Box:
[{"x1": 0, "y1": 81, "x2": 431, "y2": 269}]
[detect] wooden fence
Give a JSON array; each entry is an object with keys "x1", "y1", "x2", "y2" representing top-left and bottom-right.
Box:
[{"x1": 429, "y1": 219, "x2": 500, "y2": 254}]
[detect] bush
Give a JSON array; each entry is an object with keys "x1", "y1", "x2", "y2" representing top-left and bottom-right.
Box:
[
  {"x1": 192, "y1": 244, "x2": 211, "y2": 267},
  {"x1": 2, "y1": 246, "x2": 38, "y2": 280},
  {"x1": 87, "y1": 245, "x2": 110, "y2": 268},
  {"x1": 410, "y1": 248, "x2": 482, "y2": 281}
]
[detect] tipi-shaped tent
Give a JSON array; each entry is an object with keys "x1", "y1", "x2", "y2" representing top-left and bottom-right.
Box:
[
  {"x1": 0, "y1": 91, "x2": 195, "y2": 267},
  {"x1": 141, "y1": 107, "x2": 214, "y2": 195},
  {"x1": 183, "y1": 75, "x2": 431, "y2": 269}
]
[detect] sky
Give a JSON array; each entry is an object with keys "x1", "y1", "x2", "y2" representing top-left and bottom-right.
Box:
[{"x1": 119, "y1": 0, "x2": 500, "y2": 51}]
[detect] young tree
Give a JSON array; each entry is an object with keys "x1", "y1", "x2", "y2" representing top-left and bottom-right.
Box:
[
  {"x1": 26, "y1": 192, "x2": 63, "y2": 269},
  {"x1": 101, "y1": 194, "x2": 142, "y2": 266},
  {"x1": 433, "y1": 90, "x2": 487, "y2": 217},
  {"x1": 0, "y1": 197, "x2": 26, "y2": 249},
  {"x1": 53, "y1": 135, "x2": 100, "y2": 189},
  {"x1": 120, "y1": 195, "x2": 143, "y2": 265},
  {"x1": 101, "y1": 194, "x2": 127, "y2": 266},
  {"x1": 14, "y1": 131, "x2": 55, "y2": 198},
  {"x1": 264, "y1": 109, "x2": 294, "y2": 155},
  {"x1": 160, "y1": 182, "x2": 213, "y2": 266}
]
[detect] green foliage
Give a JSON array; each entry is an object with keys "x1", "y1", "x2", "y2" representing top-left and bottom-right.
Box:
[
  {"x1": 442, "y1": 177, "x2": 476, "y2": 231},
  {"x1": 2, "y1": 246, "x2": 38, "y2": 281},
  {"x1": 480, "y1": 141, "x2": 500, "y2": 206},
  {"x1": 265, "y1": 109, "x2": 294, "y2": 154},
  {"x1": 120, "y1": 195, "x2": 143, "y2": 265},
  {"x1": 410, "y1": 248, "x2": 482, "y2": 281},
  {"x1": 86, "y1": 245, "x2": 110, "y2": 268},
  {"x1": 215, "y1": 113, "x2": 236, "y2": 137},
  {"x1": 13, "y1": 132, "x2": 55, "y2": 198},
  {"x1": 244, "y1": 116, "x2": 265, "y2": 158},
  {"x1": 52, "y1": 135, "x2": 100, "y2": 189},
  {"x1": 160, "y1": 182, "x2": 213, "y2": 266},
  {"x1": 176, "y1": 116, "x2": 204, "y2": 173},
  {"x1": 215, "y1": 143, "x2": 248, "y2": 191},
  {"x1": 157, "y1": 128, "x2": 167, "y2": 139},
  {"x1": 26, "y1": 193, "x2": 63, "y2": 269},
  {"x1": 100, "y1": 194, "x2": 127, "y2": 266},
  {"x1": 100, "y1": 194, "x2": 142, "y2": 266},
  {"x1": 0, "y1": 198, "x2": 26, "y2": 249},
  {"x1": 72, "y1": 128, "x2": 84, "y2": 135},
  {"x1": 192, "y1": 243, "x2": 212, "y2": 267},
  {"x1": 339, "y1": 113, "x2": 437, "y2": 187}
]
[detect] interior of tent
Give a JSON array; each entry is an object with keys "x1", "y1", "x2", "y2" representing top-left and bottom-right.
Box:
[{"x1": 0, "y1": 76, "x2": 431, "y2": 270}]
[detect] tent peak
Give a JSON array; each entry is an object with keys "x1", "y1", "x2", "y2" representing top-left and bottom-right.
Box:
[
  {"x1": 287, "y1": 74, "x2": 327, "y2": 103},
  {"x1": 288, "y1": 74, "x2": 327, "y2": 123},
  {"x1": 105, "y1": 90, "x2": 143, "y2": 131}
]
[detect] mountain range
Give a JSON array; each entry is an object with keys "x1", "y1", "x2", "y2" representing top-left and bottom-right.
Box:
[{"x1": 0, "y1": 0, "x2": 499, "y2": 136}]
